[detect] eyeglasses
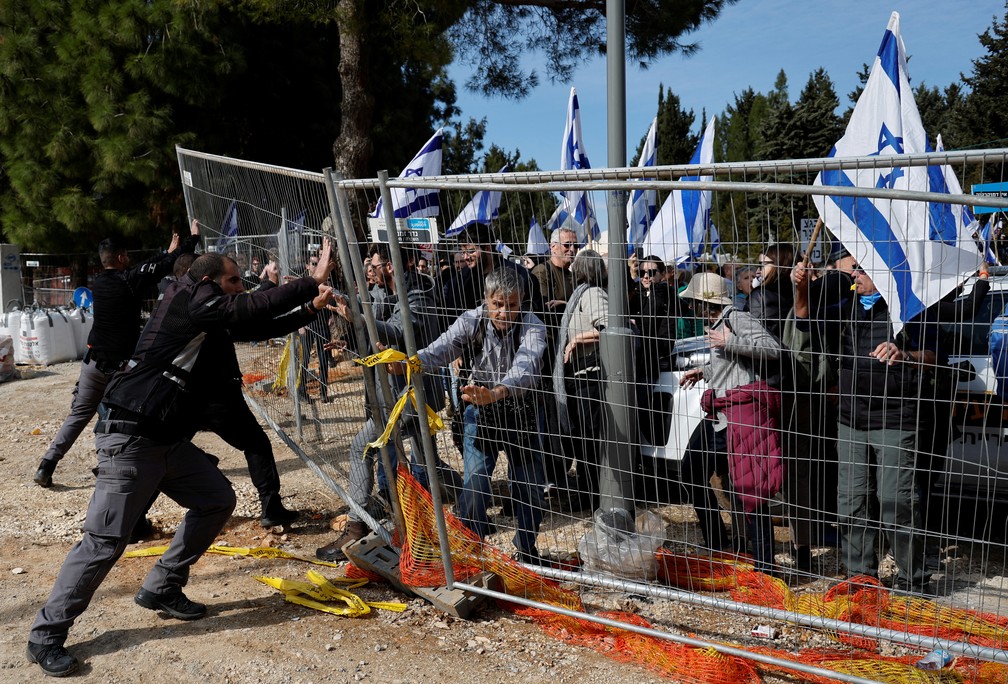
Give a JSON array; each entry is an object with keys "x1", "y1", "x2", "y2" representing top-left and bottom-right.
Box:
[
  {"x1": 558, "y1": 242, "x2": 577, "y2": 250},
  {"x1": 640, "y1": 269, "x2": 660, "y2": 277},
  {"x1": 461, "y1": 247, "x2": 480, "y2": 256},
  {"x1": 852, "y1": 263, "x2": 865, "y2": 273}
]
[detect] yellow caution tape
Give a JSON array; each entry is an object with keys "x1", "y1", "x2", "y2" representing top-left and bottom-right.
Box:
[
  {"x1": 127, "y1": 545, "x2": 407, "y2": 617},
  {"x1": 124, "y1": 544, "x2": 343, "y2": 569},
  {"x1": 353, "y1": 349, "x2": 444, "y2": 456},
  {"x1": 256, "y1": 576, "x2": 332, "y2": 602},
  {"x1": 255, "y1": 571, "x2": 408, "y2": 617},
  {"x1": 281, "y1": 592, "x2": 367, "y2": 616},
  {"x1": 273, "y1": 339, "x2": 290, "y2": 392}
]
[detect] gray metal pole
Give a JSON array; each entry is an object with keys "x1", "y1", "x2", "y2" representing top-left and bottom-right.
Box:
[
  {"x1": 598, "y1": 0, "x2": 637, "y2": 517},
  {"x1": 376, "y1": 170, "x2": 457, "y2": 587}
]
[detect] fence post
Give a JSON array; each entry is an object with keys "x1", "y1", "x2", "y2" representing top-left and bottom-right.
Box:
[
  {"x1": 324, "y1": 169, "x2": 409, "y2": 538},
  {"x1": 377, "y1": 170, "x2": 457, "y2": 588},
  {"x1": 598, "y1": 0, "x2": 638, "y2": 518}
]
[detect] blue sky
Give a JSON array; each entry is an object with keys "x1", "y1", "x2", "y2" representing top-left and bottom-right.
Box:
[{"x1": 446, "y1": 2, "x2": 1004, "y2": 171}]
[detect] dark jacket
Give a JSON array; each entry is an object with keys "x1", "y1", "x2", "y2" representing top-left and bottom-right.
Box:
[
  {"x1": 102, "y1": 273, "x2": 319, "y2": 439},
  {"x1": 747, "y1": 279, "x2": 794, "y2": 342},
  {"x1": 88, "y1": 235, "x2": 200, "y2": 363},
  {"x1": 442, "y1": 254, "x2": 543, "y2": 323},
  {"x1": 634, "y1": 282, "x2": 683, "y2": 380},
  {"x1": 835, "y1": 299, "x2": 927, "y2": 431}
]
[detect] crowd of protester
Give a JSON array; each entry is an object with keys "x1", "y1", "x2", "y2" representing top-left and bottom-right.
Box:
[
  {"x1": 27, "y1": 217, "x2": 987, "y2": 676},
  {"x1": 306, "y1": 222, "x2": 988, "y2": 595}
]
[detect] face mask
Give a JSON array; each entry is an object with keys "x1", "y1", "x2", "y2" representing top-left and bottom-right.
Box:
[
  {"x1": 751, "y1": 275, "x2": 762, "y2": 288},
  {"x1": 860, "y1": 292, "x2": 882, "y2": 310}
]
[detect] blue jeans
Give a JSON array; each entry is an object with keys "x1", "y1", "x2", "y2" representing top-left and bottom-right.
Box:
[{"x1": 459, "y1": 403, "x2": 545, "y2": 555}]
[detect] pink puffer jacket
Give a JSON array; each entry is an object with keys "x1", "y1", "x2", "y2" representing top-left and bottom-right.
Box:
[{"x1": 701, "y1": 381, "x2": 783, "y2": 513}]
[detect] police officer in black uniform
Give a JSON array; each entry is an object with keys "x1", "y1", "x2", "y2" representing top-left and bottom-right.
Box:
[
  {"x1": 33, "y1": 221, "x2": 201, "y2": 488},
  {"x1": 26, "y1": 242, "x2": 336, "y2": 677}
]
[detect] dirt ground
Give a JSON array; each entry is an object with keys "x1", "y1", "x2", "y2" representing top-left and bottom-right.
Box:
[{"x1": 0, "y1": 361, "x2": 668, "y2": 684}]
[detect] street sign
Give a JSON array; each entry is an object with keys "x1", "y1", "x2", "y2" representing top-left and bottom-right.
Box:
[
  {"x1": 799, "y1": 218, "x2": 823, "y2": 263},
  {"x1": 368, "y1": 217, "x2": 440, "y2": 245},
  {"x1": 73, "y1": 286, "x2": 93, "y2": 309},
  {"x1": 972, "y1": 181, "x2": 1008, "y2": 215}
]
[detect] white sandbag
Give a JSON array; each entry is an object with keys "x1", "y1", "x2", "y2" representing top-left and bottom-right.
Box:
[
  {"x1": 0, "y1": 310, "x2": 24, "y2": 364},
  {"x1": 18, "y1": 309, "x2": 78, "y2": 366},
  {"x1": 64, "y1": 307, "x2": 93, "y2": 359},
  {"x1": 0, "y1": 334, "x2": 14, "y2": 382}
]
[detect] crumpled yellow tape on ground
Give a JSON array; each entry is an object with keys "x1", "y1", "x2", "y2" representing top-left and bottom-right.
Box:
[
  {"x1": 124, "y1": 544, "x2": 343, "y2": 569},
  {"x1": 255, "y1": 571, "x2": 407, "y2": 617},
  {"x1": 353, "y1": 349, "x2": 444, "y2": 456}
]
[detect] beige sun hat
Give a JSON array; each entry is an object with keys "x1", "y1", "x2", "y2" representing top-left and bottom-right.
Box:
[{"x1": 678, "y1": 271, "x2": 733, "y2": 306}]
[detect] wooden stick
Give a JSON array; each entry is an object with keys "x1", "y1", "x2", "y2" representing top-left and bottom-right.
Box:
[{"x1": 803, "y1": 217, "x2": 824, "y2": 267}]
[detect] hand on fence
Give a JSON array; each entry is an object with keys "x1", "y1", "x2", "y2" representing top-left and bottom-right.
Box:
[
  {"x1": 312, "y1": 284, "x2": 334, "y2": 312},
  {"x1": 311, "y1": 238, "x2": 336, "y2": 284}
]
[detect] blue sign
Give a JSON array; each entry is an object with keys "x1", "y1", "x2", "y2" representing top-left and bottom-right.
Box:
[
  {"x1": 971, "y1": 181, "x2": 1008, "y2": 215},
  {"x1": 73, "y1": 287, "x2": 93, "y2": 309}
]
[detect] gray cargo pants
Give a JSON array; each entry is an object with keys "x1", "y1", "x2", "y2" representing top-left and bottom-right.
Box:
[
  {"x1": 29, "y1": 431, "x2": 236, "y2": 646},
  {"x1": 42, "y1": 357, "x2": 114, "y2": 464},
  {"x1": 836, "y1": 422, "x2": 926, "y2": 586}
]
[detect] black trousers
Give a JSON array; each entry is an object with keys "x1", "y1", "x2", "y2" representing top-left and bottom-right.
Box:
[
  {"x1": 201, "y1": 391, "x2": 282, "y2": 504},
  {"x1": 140, "y1": 390, "x2": 283, "y2": 521}
]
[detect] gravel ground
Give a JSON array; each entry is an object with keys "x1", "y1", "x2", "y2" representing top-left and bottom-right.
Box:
[{"x1": 3, "y1": 360, "x2": 1007, "y2": 683}]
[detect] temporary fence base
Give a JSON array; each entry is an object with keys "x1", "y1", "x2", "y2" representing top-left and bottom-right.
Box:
[
  {"x1": 344, "y1": 531, "x2": 500, "y2": 619},
  {"x1": 343, "y1": 533, "x2": 412, "y2": 596}
]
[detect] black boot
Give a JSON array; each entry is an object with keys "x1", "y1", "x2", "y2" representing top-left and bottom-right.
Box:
[
  {"x1": 261, "y1": 495, "x2": 298, "y2": 528},
  {"x1": 33, "y1": 459, "x2": 57, "y2": 488}
]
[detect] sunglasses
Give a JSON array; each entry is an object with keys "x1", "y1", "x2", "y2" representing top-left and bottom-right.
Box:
[
  {"x1": 558, "y1": 242, "x2": 577, "y2": 249},
  {"x1": 640, "y1": 269, "x2": 660, "y2": 277}
]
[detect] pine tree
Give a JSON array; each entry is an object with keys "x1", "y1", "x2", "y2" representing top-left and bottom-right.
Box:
[
  {"x1": 958, "y1": 7, "x2": 1008, "y2": 151},
  {"x1": 655, "y1": 85, "x2": 699, "y2": 166},
  {"x1": 791, "y1": 68, "x2": 843, "y2": 159}
]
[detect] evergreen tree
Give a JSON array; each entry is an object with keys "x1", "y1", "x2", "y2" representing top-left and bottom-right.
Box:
[
  {"x1": 442, "y1": 117, "x2": 488, "y2": 175},
  {"x1": 915, "y1": 82, "x2": 966, "y2": 148},
  {"x1": 0, "y1": 1, "x2": 452, "y2": 250},
  {"x1": 655, "y1": 85, "x2": 699, "y2": 166},
  {"x1": 959, "y1": 7, "x2": 1008, "y2": 151},
  {"x1": 791, "y1": 68, "x2": 843, "y2": 159}
]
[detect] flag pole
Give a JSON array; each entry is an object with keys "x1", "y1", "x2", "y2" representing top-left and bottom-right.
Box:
[{"x1": 803, "y1": 217, "x2": 824, "y2": 268}]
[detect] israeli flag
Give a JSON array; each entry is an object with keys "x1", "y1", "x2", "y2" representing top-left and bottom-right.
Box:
[
  {"x1": 445, "y1": 165, "x2": 509, "y2": 237},
  {"x1": 813, "y1": 12, "x2": 981, "y2": 332},
  {"x1": 626, "y1": 117, "x2": 658, "y2": 254},
  {"x1": 495, "y1": 239, "x2": 514, "y2": 259},
  {"x1": 546, "y1": 87, "x2": 598, "y2": 244},
  {"x1": 216, "y1": 200, "x2": 238, "y2": 253},
  {"x1": 526, "y1": 217, "x2": 550, "y2": 255},
  {"x1": 934, "y1": 134, "x2": 979, "y2": 244},
  {"x1": 641, "y1": 117, "x2": 716, "y2": 265},
  {"x1": 370, "y1": 128, "x2": 443, "y2": 219},
  {"x1": 709, "y1": 222, "x2": 721, "y2": 257},
  {"x1": 982, "y1": 219, "x2": 999, "y2": 265}
]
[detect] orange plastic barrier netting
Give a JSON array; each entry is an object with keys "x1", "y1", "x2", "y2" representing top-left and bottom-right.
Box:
[
  {"x1": 656, "y1": 547, "x2": 755, "y2": 591},
  {"x1": 346, "y1": 562, "x2": 386, "y2": 583},
  {"x1": 395, "y1": 465, "x2": 582, "y2": 611},
  {"x1": 391, "y1": 464, "x2": 1008, "y2": 682},
  {"x1": 514, "y1": 606, "x2": 761, "y2": 684}
]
